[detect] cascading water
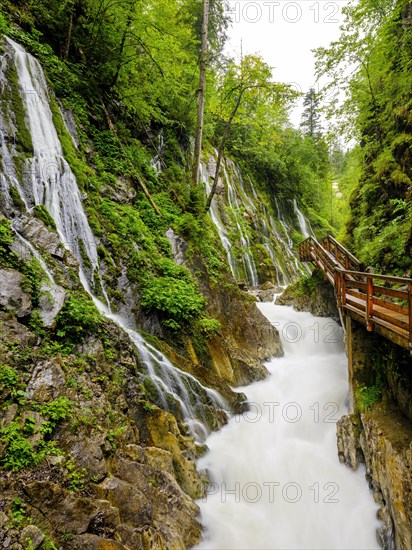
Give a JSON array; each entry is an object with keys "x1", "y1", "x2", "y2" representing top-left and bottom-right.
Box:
[
  {"x1": 294, "y1": 198, "x2": 313, "y2": 239},
  {"x1": 3, "y1": 38, "x2": 226, "y2": 443},
  {"x1": 202, "y1": 151, "x2": 309, "y2": 288},
  {"x1": 200, "y1": 163, "x2": 239, "y2": 280},
  {"x1": 224, "y1": 162, "x2": 259, "y2": 287},
  {"x1": 195, "y1": 302, "x2": 381, "y2": 549}
]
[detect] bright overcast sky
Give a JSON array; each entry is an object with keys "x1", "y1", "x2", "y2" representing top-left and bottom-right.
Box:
[{"x1": 225, "y1": 0, "x2": 349, "y2": 126}]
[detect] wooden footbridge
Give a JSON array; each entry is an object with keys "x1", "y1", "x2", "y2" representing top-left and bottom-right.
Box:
[{"x1": 299, "y1": 236, "x2": 412, "y2": 352}]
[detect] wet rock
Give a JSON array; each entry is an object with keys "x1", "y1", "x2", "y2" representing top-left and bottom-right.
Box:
[
  {"x1": 26, "y1": 359, "x2": 65, "y2": 402},
  {"x1": 19, "y1": 217, "x2": 64, "y2": 258},
  {"x1": 276, "y1": 276, "x2": 339, "y2": 318},
  {"x1": 63, "y1": 534, "x2": 126, "y2": 550},
  {"x1": 146, "y1": 409, "x2": 205, "y2": 499},
  {"x1": 0, "y1": 269, "x2": 32, "y2": 317},
  {"x1": 67, "y1": 434, "x2": 108, "y2": 482},
  {"x1": 0, "y1": 313, "x2": 36, "y2": 347},
  {"x1": 144, "y1": 447, "x2": 174, "y2": 476},
  {"x1": 101, "y1": 176, "x2": 136, "y2": 204},
  {"x1": 336, "y1": 413, "x2": 363, "y2": 469},
  {"x1": 0, "y1": 511, "x2": 8, "y2": 529},
  {"x1": 338, "y1": 407, "x2": 412, "y2": 550},
  {"x1": 20, "y1": 525, "x2": 45, "y2": 549},
  {"x1": 166, "y1": 228, "x2": 188, "y2": 266},
  {"x1": 39, "y1": 284, "x2": 66, "y2": 327},
  {"x1": 15, "y1": 217, "x2": 65, "y2": 259},
  {"x1": 123, "y1": 444, "x2": 147, "y2": 463},
  {"x1": 24, "y1": 481, "x2": 97, "y2": 534},
  {"x1": 255, "y1": 281, "x2": 283, "y2": 302},
  {"x1": 96, "y1": 476, "x2": 152, "y2": 526}
]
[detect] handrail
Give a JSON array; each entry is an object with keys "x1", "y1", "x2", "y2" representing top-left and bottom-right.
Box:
[{"x1": 299, "y1": 235, "x2": 412, "y2": 352}]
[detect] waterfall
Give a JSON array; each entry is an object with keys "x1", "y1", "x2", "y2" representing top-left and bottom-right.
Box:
[
  {"x1": 150, "y1": 130, "x2": 164, "y2": 174},
  {"x1": 224, "y1": 163, "x2": 259, "y2": 287},
  {"x1": 195, "y1": 303, "x2": 381, "y2": 549},
  {"x1": 202, "y1": 151, "x2": 309, "y2": 288},
  {"x1": 200, "y1": 163, "x2": 239, "y2": 280},
  {"x1": 293, "y1": 198, "x2": 313, "y2": 239},
  {"x1": 3, "y1": 38, "x2": 226, "y2": 443}
]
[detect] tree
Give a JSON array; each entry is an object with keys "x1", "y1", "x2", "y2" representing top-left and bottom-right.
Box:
[
  {"x1": 191, "y1": 0, "x2": 210, "y2": 187},
  {"x1": 205, "y1": 54, "x2": 294, "y2": 211},
  {"x1": 300, "y1": 88, "x2": 322, "y2": 140}
]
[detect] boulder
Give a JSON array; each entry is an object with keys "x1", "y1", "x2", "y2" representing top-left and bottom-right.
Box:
[
  {"x1": 96, "y1": 476, "x2": 152, "y2": 526},
  {"x1": 67, "y1": 434, "x2": 108, "y2": 482},
  {"x1": 26, "y1": 359, "x2": 66, "y2": 402},
  {"x1": 0, "y1": 269, "x2": 32, "y2": 317},
  {"x1": 39, "y1": 283, "x2": 66, "y2": 327},
  {"x1": 24, "y1": 481, "x2": 98, "y2": 535},
  {"x1": 63, "y1": 534, "x2": 126, "y2": 550},
  {"x1": 18, "y1": 216, "x2": 65, "y2": 258},
  {"x1": 0, "y1": 312, "x2": 36, "y2": 347},
  {"x1": 20, "y1": 525, "x2": 45, "y2": 549}
]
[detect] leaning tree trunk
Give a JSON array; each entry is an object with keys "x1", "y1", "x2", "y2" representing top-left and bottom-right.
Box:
[
  {"x1": 205, "y1": 92, "x2": 243, "y2": 211},
  {"x1": 191, "y1": 0, "x2": 210, "y2": 187}
]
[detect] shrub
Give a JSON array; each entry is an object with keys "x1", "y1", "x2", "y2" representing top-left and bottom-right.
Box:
[
  {"x1": 140, "y1": 277, "x2": 206, "y2": 328},
  {"x1": 355, "y1": 384, "x2": 382, "y2": 413},
  {"x1": 55, "y1": 293, "x2": 102, "y2": 341}
]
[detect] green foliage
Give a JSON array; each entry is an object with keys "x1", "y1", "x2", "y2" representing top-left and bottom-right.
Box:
[
  {"x1": 0, "y1": 364, "x2": 19, "y2": 395},
  {"x1": 355, "y1": 384, "x2": 382, "y2": 413},
  {"x1": 0, "y1": 217, "x2": 13, "y2": 259},
  {"x1": 11, "y1": 498, "x2": 27, "y2": 527},
  {"x1": 55, "y1": 293, "x2": 102, "y2": 341},
  {"x1": 66, "y1": 459, "x2": 86, "y2": 492},
  {"x1": 141, "y1": 277, "x2": 206, "y2": 329},
  {"x1": 33, "y1": 205, "x2": 56, "y2": 230},
  {"x1": 0, "y1": 421, "x2": 59, "y2": 471},
  {"x1": 197, "y1": 317, "x2": 221, "y2": 338},
  {"x1": 38, "y1": 396, "x2": 73, "y2": 426},
  {"x1": 3, "y1": 60, "x2": 33, "y2": 154},
  {"x1": 315, "y1": 0, "x2": 412, "y2": 273},
  {"x1": 294, "y1": 271, "x2": 324, "y2": 297}
]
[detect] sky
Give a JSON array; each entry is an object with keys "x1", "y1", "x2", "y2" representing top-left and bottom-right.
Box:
[{"x1": 224, "y1": 0, "x2": 349, "y2": 127}]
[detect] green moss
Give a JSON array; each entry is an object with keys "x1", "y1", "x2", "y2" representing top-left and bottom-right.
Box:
[
  {"x1": 3, "y1": 61, "x2": 33, "y2": 155},
  {"x1": 48, "y1": 93, "x2": 92, "y2": 190},
  {"x1": 9, "y1": 186, "x2": 26, "y2": 210},
  {"x1": 33, "y1": 205, "x2": 56, "y2": 230}
]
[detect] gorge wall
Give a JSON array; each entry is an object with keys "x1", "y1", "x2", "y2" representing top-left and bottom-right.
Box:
[{"x1": 0, "y1": 35, "x2": 315, "y2": 548}]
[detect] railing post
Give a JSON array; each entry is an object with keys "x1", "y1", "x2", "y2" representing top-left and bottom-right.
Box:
[
  {"x1": 335, "y1": 271, "x2": 342, "y2": 307},
  {"x1": 342, "y1": 273, "x2": 346, "y2": 307},
  {"x1": 409, "y1": 282, "x2": 412, "y2": 353},
  {"x1": 366, "y1": 276, "x2": 374, "y2": 331}
]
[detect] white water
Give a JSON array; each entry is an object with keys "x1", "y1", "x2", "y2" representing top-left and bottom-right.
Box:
[
  {"x1": 195, "y1": 302, "x2": 380, "y2": 549},
  {"x1": 294, "y1": 198, "x2": 313, "y2": 239},
  {"x1": 4, "y1": 38, "x2": 226, "y2": 442},
  {"x1": 224, "y1": 164, "x2": 259, "y2": 287},
  {"x1": 200, "y1": 163, "x2": 239, "y2": 280}
]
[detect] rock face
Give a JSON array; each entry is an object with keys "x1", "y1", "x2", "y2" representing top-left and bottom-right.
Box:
[
  {"x1": 337, "y1": 408, "x2": 412, "y2": 550},
  {"x1": 338, "y1": 318, "x2": 412, "y2": 549},
  {"x1": 0, "y1": 324, "x2": 204, "y2": 549},
  {"x1": 276, "y1": 274, "x2": 339, "y2": 318},
  {"x1": 17, "y1": 216, "x2": 65, "y2": 258},
  {"x1": 0, "y1": 268, "x2": 32, "y2": 317}
]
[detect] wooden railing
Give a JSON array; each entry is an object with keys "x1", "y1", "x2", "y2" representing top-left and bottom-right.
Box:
[{"x1": 299, "y1": 236, "x2": 412, "y2": 352}]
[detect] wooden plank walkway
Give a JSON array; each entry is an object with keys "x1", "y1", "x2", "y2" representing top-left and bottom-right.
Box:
[{"x1": 299, "y1": 236, "x2": 412, "y2": 352}]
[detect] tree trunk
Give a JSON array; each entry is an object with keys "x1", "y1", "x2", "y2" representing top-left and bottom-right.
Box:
[
  {"x1": 191, "y1": 0, "x2": 210, "y2": 187},
  {"x1": 110, "y1": 10, "x2": 133, "y2": 88},
  {"x1": 64, "y1": 8, "x2": 74, "y2": 61},
  {"x1": 205, "y1": 92, "x2": 243, "y2": 211}
]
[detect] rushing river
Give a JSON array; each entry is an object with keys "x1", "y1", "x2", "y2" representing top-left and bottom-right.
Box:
[{"x1": 195, "y1": 302, "x2": 380, "y2": 549}]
